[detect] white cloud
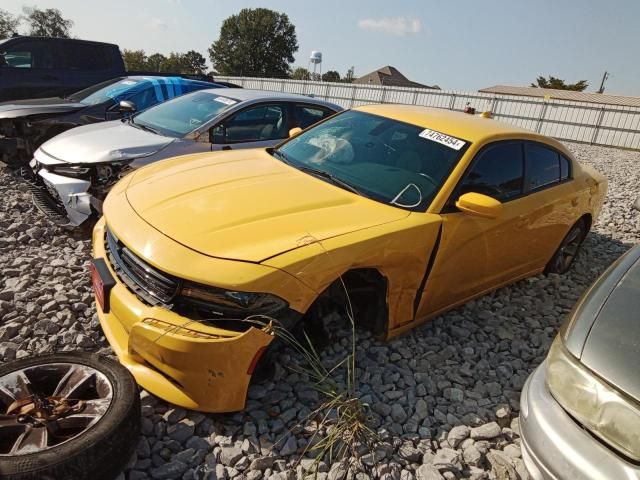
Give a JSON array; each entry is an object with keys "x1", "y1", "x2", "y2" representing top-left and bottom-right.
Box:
[
  {"x1": 358, "y1": 17, "x2": 422, "y2": 36},
  {"x1": 150, "y1": 18, "x2": 169, "y2": 31}
]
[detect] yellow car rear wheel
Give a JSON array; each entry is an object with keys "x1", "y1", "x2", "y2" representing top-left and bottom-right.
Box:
[{"x1": 545, "y1": 218, "x2": 588, "y2": 275}]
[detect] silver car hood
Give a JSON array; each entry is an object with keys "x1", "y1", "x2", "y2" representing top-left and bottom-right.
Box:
[
  {"x1": 580, "y1": 247, "x2": 640, "y2": 403},
  {"x1": 563, "y1": 246, "x2": 640, "y2": 404},
  {"x1": 38, "y1": 120, "x2": 175, "y2": 165}
]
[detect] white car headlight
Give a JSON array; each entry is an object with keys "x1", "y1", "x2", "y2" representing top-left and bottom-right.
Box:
[{"x1": 546, "y1": 336, "x2": 640, "y2": 461}]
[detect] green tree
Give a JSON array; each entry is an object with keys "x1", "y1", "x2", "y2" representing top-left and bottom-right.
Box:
[
  {"x1": 162, "y1": 52, "x2": 190, "y2": 73},
  {"x1": 22, "y1": 6, "x2": 73, "y2": 38},
  {"x1": 291, "y1": 67, "x2": 310, "y2": 80},
  {"x1": 531, "y1": 75, "x2": 588, "y2": 91},
  {"x1": 322, "y1": 70, "x2": 341, "y2": 82},
  {"x1": 208, "y1": 8, "x2": 298, "y2": 77},
  {"x1": 0, "y1": 9, "x2": 20, "y2": 38},
  {"x1": 183, "y1": 50, "x2": 207, "y2": 74},
  {"x1": 122, "y1": 49, "x2": 148, "y2": 71},
  {"x1": 146, "y1": 53, "x2": 166, "y2": 72}
]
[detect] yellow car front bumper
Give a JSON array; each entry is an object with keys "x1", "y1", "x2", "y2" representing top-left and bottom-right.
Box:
[{"x1": 92, "y1": 218, "x2": 276, "y2": 413}]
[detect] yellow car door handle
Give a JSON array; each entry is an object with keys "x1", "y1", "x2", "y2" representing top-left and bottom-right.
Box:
[
  {"x1": 516, "y1": 217, "x2": 529, "y2": 228},
  {"x1": 571, "y1": 197, "x2": 579, "y2": 207}
]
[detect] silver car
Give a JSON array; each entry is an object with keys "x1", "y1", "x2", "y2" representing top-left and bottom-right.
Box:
[
  {"x1": 26, "y1": 89, "x2": 341, "y2": 226},
  {"x1": 520, "y1": 197, "x2": 640, "y2": 480}
]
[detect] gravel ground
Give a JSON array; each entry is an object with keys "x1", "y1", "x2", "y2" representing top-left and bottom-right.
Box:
[{"x1": 1, "y1": 142, "x2": 639, "y2": 480}]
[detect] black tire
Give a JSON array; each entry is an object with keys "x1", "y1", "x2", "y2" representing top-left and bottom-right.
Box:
[
  {"x1": 0, "y1": 353, "x2": 140, "y2": 480},
  {"x1": 544, "y1": 218, "x2": 588, "y2": 274}
]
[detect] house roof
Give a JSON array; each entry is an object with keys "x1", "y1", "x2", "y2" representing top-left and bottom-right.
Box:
[
  {"x1": 354, "y1": 66, "x2": 438, "y2": 90},
  {"x1": 479, "y1": 85, "x2": 640, "y2": 108}
]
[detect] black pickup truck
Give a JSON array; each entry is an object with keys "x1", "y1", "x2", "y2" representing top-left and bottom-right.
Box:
[{"x1": 0, "y1": 36, "x2": 221, "y2": 102}]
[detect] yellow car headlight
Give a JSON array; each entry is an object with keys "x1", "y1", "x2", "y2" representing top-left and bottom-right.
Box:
[
  {"x1": 546, "y1": 336, "x2": 640, "y2": 461},
  {"x1": 179, "y1": 282, "x2": 289, "y2": 317}
]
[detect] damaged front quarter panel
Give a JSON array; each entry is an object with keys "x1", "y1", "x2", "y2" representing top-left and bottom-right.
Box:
[{"x1": 262, "y1": 212, "x2": 443, "y2": 337}]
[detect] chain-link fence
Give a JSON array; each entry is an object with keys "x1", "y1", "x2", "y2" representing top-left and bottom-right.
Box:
[{"x1": 217, "y1": 76, "x2": 640, "y2": 150}]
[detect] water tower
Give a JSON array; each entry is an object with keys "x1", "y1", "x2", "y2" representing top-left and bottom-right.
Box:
[{"x1": 308, "y1": 51, "x2": 322, "y2": 81}]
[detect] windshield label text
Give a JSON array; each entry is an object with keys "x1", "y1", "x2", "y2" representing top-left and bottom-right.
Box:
[
  {"x1": 214, "y1": 96, "x2": 236, "y2": 106},
  {"x1": 419, "y1": 129, "x2": 466, "y2": 150}
]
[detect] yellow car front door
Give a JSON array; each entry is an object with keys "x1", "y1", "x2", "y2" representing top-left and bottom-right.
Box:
[{"x1": 415, "y1": 141, "x2": 540, "y2": 318}]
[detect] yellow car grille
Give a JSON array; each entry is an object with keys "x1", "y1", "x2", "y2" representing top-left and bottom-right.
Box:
[{"x1": 105, "y1": 229, "x2": 180, "y2": 306}]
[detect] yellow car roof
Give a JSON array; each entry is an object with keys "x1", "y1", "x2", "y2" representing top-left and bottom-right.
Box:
[{"x1": 354, "y1": 104, "x2": 539, "y2": 144}]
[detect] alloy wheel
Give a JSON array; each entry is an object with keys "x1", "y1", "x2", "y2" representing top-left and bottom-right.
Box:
[{"x1": 0, "y1": 363, "x2": 113, "y2": 456}]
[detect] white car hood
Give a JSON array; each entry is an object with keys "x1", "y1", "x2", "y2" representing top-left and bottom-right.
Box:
[{"x1": 38, "y1": 120, "x2": 175, "y2": 165}]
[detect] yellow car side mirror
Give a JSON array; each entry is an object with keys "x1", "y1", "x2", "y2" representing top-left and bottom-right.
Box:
[
  {"x1": 289, "y1": 127, "x2": 303, "y2": 138},
  {"x1": 455, "y1": 192, "x2": 502, "y2": 219}
]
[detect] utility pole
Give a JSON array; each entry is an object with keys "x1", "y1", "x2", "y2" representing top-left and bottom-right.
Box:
[{"x1": 597, "y1": 71, "x2": 609, "y2": 94}]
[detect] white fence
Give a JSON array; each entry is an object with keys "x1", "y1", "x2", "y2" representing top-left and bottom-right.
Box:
[{"x1": 217, "y1": 76, "x2": 640, "y2": 151}]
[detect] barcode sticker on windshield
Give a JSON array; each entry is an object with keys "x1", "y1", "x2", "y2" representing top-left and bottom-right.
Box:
[
  {"x1": 214, "y1": 96, "x2": 236, "y2": 105},
  {"x1": 419, "y1": 128, "x2": 466, "y2": 150}
]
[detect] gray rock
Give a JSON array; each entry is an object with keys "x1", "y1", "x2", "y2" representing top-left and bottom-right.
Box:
[
  {"x1": 166, "y1": 419, "x2": 195, "y2": 443},
  {"x1": 186, "y1": 436, "x2": 211, "y2": 451},
  {"x1": 249, "y1": 456, "x2": 275, "y2": 470},
  {"x1": 163, "y1": 407, "x2": 187, "y2": 423},
  {"x1": 391, "y1": 404, "x2": 408, "y2": 423},
  {"x1": 463, "y1": 445, "x2": 483, "y2": 467},
  {"x1": 503, "y1": 444, "x2": 521, "y2": 459},
  {"x1": 446, "y1": 425, "x2": 470, "y2": 448},
  {"x1": 328, "y1": 461, "x2": 349, "y2": 480},
  {"x1": 470, "y1": 422, "x2": 501, "y2": 440},
  {"x1": 486, "y1": 450, "x2": 519, "y2": 479},
  {"x1": 414, "y1": 398, "x2": 429, "y2": 420},
  {"x1": 415, "y1": 464, "x2": 444, "y2": 480},
  {"x1": 150, "y1": 460, "x2": 188, "y2": 479},
  {"x1": 398, "y1": 442, "x2": 422, "y2": 462},
  {"x1": 219, "y1": 445, "x2": 243, "y2": 466},
  {"x1": 279, "y1": 435, "x2": 298, "y2": 456},
  {"x1": 432, "y1": 448, "x2": 461, "y2": 471}
]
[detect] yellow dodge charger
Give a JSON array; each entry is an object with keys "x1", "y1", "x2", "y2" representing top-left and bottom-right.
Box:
[{"x1": 91, "y1": 105, "x2": 607, "y2": 412}]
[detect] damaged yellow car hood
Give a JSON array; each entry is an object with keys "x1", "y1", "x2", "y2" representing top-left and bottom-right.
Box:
[{"x1": 125, "y1": 149, "x2": 410, "y2": 262}]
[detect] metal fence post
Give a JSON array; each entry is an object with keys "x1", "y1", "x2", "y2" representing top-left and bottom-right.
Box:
[
  {"x1": 412, "y1": 90, "x2": 419, "y2": 105},
  {"x1": 590, "y1": 107, "x2": 606, "y2": 145},
  {"x1": 535, "y1": 101, "x2": 549, "y2": 133},
  {"x1": 490, "y1": 97, "x2": 500, "y2": 118},
  {"x1": 350, "y1": 85, "x2": 357, "y2": 108},
  {"x1": 448, "y1": 93, "x2": 456, "y2": 110},
  {"x1": 380, "y1": 87, "x2": 387, "y2": 104},
  {"x1": 325, "y1": 83, "x2": 330, "y2": 100}
]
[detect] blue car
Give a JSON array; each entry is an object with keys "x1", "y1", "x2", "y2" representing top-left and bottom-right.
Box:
[{"x1": 0, "y1": 76, "x2": 221, "y2": 167}]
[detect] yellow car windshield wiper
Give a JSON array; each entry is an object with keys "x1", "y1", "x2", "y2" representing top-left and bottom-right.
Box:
[
  {"x1": 272, "y1": 149, "x2": 366, "y2": 197},
  {"x1": 271, "y1": 149, "x2": 292, "y2": 164},
  {"x1": 297, "y1": 165, "x2": 365, "y2": 197}
]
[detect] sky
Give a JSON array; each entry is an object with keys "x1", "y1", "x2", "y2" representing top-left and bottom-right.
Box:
[{"x1": 4, "y1": 0, "x2": 640, "y2": 96}]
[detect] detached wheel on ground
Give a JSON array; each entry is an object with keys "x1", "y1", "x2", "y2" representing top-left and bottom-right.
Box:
[
  {"x1": 545, "y1": 218, "x2": 588, "y2": 274},
  {"x1": 0, "y1": 353, "x2": 140, "y2": 480}
]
